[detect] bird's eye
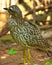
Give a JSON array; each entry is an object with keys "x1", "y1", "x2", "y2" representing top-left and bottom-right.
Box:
[{"x1": 10, "y1": 7, "x2": 13, "y2": 11}]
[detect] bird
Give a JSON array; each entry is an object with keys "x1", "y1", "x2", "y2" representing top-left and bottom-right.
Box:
[{"x1": 0, "y1": 5, "x2": 52, "y2": 65}]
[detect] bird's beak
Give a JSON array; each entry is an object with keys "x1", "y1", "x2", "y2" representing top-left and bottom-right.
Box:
[{"x1": 3, "y1": 8, "x2": 9, "y2": 11}]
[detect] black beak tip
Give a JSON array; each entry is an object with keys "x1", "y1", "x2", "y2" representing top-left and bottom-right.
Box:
[{"x1": 3, "y1": 8, "x2": 8, "y2": 10}]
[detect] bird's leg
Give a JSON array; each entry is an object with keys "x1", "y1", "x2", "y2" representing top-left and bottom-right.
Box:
[
  {"x1": 23, "y1": 49, "x2": 27, "y2": 65},
  {"x1": 27, "y1": 48, "x2": 31, "y2": 65}
]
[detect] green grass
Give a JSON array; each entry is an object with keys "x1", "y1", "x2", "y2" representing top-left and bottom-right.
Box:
[
  {"x1": 0, "y1": 34, "x2": 13, "y2": 41},
  {"x1": 0, "y1": 34, "x2": 14, "y2": 43},
  {"x1": 0, "y1": 34, "x2": 15, "y2": 47}
]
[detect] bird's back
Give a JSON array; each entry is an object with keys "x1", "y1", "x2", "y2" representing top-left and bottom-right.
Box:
[{"x1": 21, "y1": 21, "x2": 49, "y2": 49}]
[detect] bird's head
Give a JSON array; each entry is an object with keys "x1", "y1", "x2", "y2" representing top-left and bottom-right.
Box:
[{"x1": 4, "y1": 5, "x2": 22, "y2": 17}]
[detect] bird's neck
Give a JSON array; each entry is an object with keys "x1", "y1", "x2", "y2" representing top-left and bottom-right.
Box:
[{"x1": 11, "y1": 14, "x2": 23, "y2": 25}]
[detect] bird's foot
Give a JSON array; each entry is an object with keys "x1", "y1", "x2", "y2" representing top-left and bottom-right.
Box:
[{"x1": 18, "y1": 62, "x2": 28, "y2": 65}]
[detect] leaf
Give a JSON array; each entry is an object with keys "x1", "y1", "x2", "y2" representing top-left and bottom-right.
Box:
[
  {"x1": 33, "y1": 64, "x2": 39, "y2": 65},
  {"x1": 8, "y1": 48, "x2": 17, "y2": 55},
  {"x1": 44, "y1": 61, "x2": 52, "y2": 65}
]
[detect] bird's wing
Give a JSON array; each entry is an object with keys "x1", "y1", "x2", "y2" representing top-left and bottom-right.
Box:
[{"x1": 21, "y1": 21, "x2": 49, "y2": 48}]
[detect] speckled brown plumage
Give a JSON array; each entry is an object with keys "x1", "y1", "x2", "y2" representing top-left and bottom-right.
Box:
[
  {"x1": 3, "y1": 5, "x2": 51, "y2": 55},
  {"x1": 0, "y1": 5, "x2": 52, "y2": 65}
]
